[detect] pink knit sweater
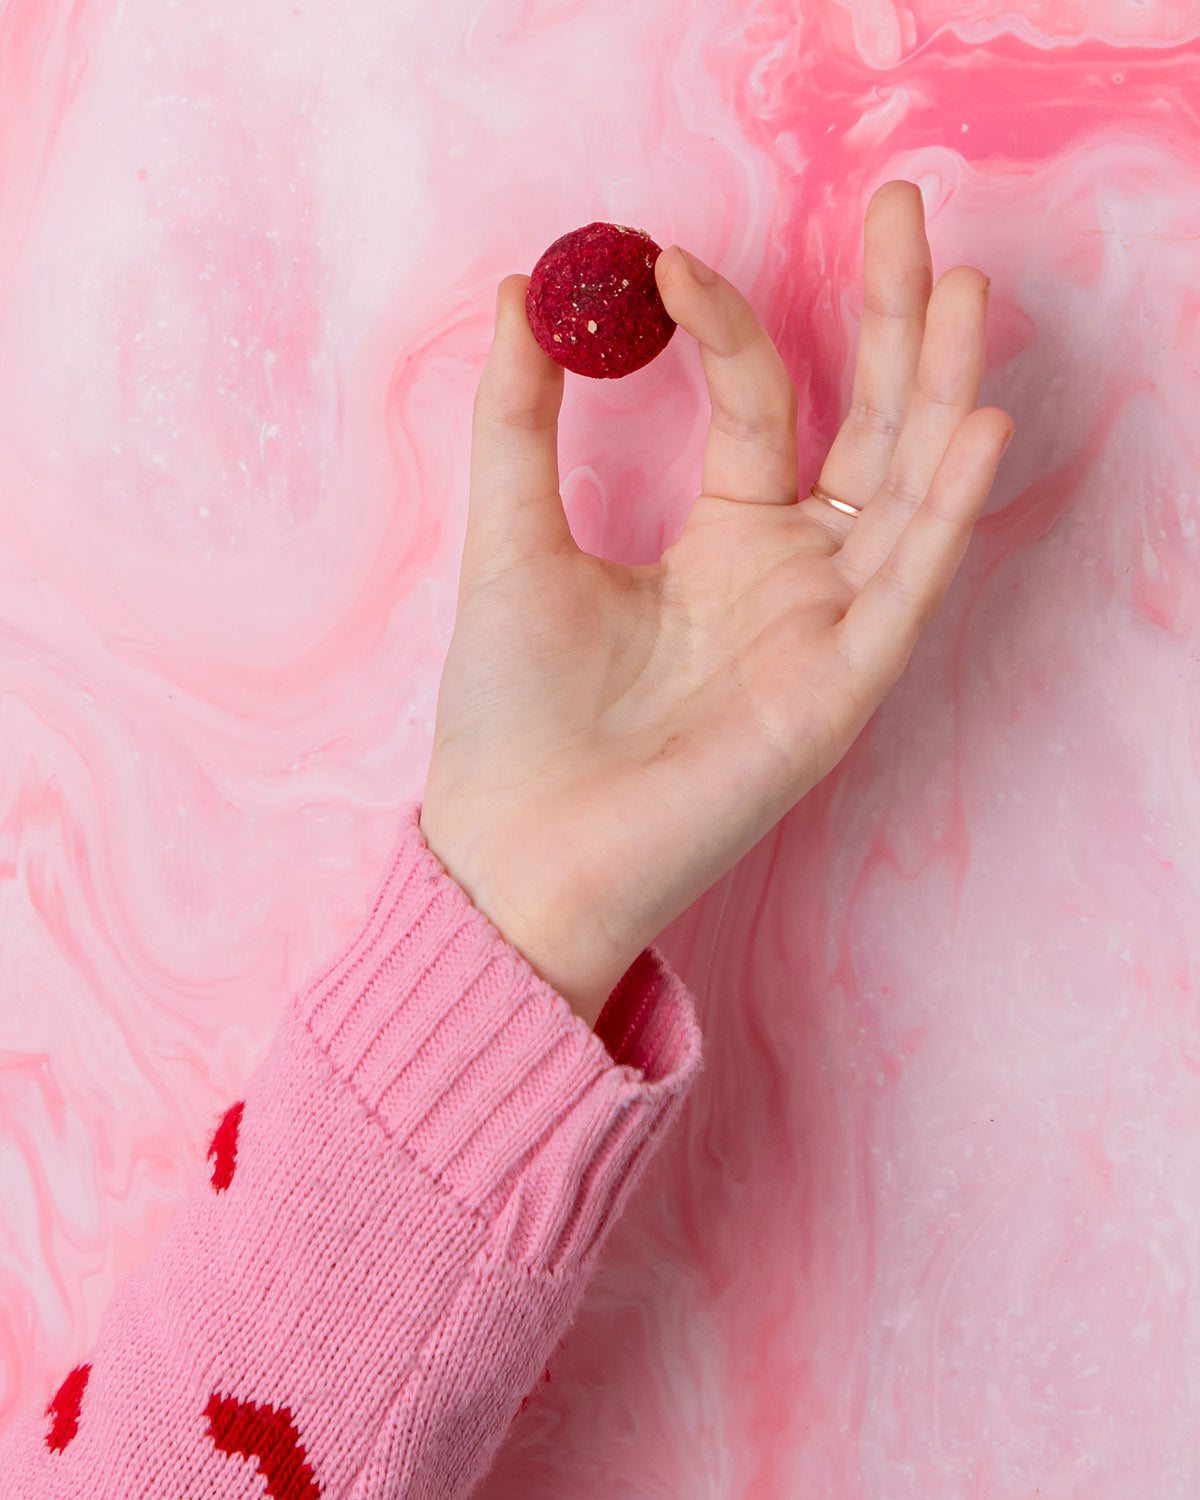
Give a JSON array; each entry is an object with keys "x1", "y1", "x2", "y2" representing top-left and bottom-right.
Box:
[{"x1": 1, "y1": 797, "x2": 704, "y2": 1498}]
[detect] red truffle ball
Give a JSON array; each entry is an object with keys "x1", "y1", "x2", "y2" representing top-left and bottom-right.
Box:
[{"x1": 525, "y1": 222, "x2": 676, "y2": 379}]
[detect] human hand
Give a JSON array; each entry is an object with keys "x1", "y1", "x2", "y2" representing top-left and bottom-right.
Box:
[{"x1": 419, "y1": 180, "x2": 1014, "y2": 1027}]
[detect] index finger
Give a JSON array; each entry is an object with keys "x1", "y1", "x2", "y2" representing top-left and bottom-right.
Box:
[{"x1": 655, "y1": 246, "x2": 799, "y2": 508}]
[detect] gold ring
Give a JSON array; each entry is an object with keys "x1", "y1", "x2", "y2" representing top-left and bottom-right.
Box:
[{"x1": 809, "y1": 483, "x2": 863, "y2": 517}]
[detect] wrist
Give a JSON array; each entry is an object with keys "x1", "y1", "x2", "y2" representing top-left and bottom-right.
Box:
[
  {"x1": 418, "y1": 804, "x2": 635, "y2": 1029},
  {"x1": 494, "y1": 929, "x2": 627, "y2": 1030}
]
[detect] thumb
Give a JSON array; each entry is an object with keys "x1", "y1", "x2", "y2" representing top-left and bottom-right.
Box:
[{"x1": 463, "y1": 275, "x2": 571, "y2": 587}]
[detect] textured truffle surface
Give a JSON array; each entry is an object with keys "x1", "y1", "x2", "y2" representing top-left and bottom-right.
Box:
[{"x1": 525, "y1": 222, "x2": 676, "y2": 379}]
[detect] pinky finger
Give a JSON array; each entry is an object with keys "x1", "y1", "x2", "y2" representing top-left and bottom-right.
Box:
[{"x1": 834, "y1": 408, "x2": 1014, "y2": 696}]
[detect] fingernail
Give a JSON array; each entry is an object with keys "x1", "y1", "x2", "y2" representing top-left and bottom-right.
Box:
[
  {"x1": 984, "y1": 276, "x2": 992, "y2": 298},
  {"x1": 679, "y1": 247, "x2": 716, "y2": 285}
]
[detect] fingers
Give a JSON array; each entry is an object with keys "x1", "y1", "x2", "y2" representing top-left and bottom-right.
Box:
[
  {"x1": 655, "y1": 245, "x2": 799, "y2": 506},
  {"x1": 810, "y1": 180, "x2": 933, "y2": 514},
  {"x1": 833, "y1": 262, "x2": 992, "y2": 587},
  {"x1": 465, "y1": 274, "x2": 570, "y2": 582},
  {"x1": 834, "y1": 407, "x2": 1014, "y2": 697}
]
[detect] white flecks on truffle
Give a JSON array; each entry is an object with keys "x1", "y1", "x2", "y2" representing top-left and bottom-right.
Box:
[
  {"x1": 587, "y1": 319, "x2": 598, "y2": 333},
  {"x1": 553, "y1": 334, "x2": 563, "y2": 342}
]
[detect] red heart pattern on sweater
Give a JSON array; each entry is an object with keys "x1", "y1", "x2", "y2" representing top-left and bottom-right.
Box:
[
  {"x1": 205, "y1": 1391, "x2": 321, "y2": 1499},
  {"x1": 44, "y1": 1362, "x2": 90, "y2": 1452},
  {"x1": 44, "y1": 1099, "x2": 324, "y2": 1496},
  {"x1": 208, "y1": 1099, "x2": 245, "y2": 1192}
]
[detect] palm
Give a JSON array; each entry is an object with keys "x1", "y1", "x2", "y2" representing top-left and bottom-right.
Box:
[
  {"x1": 431, "y1": 492, "x2": 861, "y2": 992},
  {"x1": 422, "y1": 181, "x2": 1013, "y2": 1020},
  {"x1": 534, "y1": 493, "x2": 858, "y2": 916},
  {"x1": 647, "y1": 490, "x2": 860, "y2": 794}
]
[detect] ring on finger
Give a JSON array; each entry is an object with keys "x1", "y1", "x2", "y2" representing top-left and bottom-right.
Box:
[{"x1": 809, "y1": 483, "x2": 864, "y2": 517}]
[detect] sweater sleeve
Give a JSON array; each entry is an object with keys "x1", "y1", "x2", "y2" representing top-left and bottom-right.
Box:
[{"x1": 1, "y1": 796, "x2": 704, "y2": 1500}]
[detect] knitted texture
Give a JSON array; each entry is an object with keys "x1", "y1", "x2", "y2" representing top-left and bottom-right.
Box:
[{"x1": 1, "y1": 796, "x2": 704, "y2": 1498}]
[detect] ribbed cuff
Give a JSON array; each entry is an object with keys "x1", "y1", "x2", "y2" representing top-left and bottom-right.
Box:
[{"x1": 296, "y1": 797, "x2": 703, "y2": 1268}]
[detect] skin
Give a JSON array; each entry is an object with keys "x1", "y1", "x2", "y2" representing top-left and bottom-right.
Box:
[{"x1": 418, "y1": 180, "x2": 1015, "y2": 1028}]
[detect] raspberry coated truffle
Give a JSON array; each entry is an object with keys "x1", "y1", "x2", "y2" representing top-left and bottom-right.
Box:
[{"x1": 525, "y1": 222, "x2": 676, "y2": 379}]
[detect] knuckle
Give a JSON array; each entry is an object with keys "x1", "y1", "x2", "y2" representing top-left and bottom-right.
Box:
[
  {"x1": 862, "y1": 296, "x2": 914, "y2": 323},
  {"x1": 879, "y1": 559, "x2": 928, "y2": 621},
  {"x1": 475, "y1": 381, "x2": 554, "y2": 433},
  {"x1": 711, "y1": 407, "x2": 767, "y2": 443},
  {"x1": 921, "y1": 486, "x2": 961, "y2": 527},
  {"x1": 878, "y1": 467, "x2": 926, "y2": 509},
  {"x1": 711, "y1": 388, "x2": 796, "y2": 446},
  {"x1": 481, "y1": 403, "x2": 551, "y2": 434},
  {"x1": 848, "y1": 400, "x2": 903, "y2": 442},
  {"x1": 920, "y1": 384, "x2": 962, "y2": 413}
]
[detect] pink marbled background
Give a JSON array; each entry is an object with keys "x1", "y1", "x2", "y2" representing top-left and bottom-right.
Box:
[{"x1": 3, "y1": 0, "x2": 1200, "y2": 1494}]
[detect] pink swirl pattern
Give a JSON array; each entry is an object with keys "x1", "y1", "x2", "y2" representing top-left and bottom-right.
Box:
[{"x1": 2, "y1": 1, "x2": 1199, "y2": 1494}]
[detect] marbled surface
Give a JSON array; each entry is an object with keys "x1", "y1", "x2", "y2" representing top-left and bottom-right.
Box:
[{"x1": 2, "y1": 0, "x2": 1200, "y2": 1494}]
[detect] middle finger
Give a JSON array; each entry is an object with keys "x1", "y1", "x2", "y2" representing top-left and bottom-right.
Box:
[{"x1": 807, "y1": 179, "x2": 933, "y2": 519}]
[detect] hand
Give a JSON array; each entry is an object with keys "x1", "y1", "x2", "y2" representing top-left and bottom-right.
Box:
[{"x1": 419, "y1": 180, "x2": 1014, "y2": 1027}]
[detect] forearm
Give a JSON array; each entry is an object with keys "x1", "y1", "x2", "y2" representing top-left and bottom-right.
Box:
[{"x1": 4, "y1": 801, "x2": 703, "y2": 1499}]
